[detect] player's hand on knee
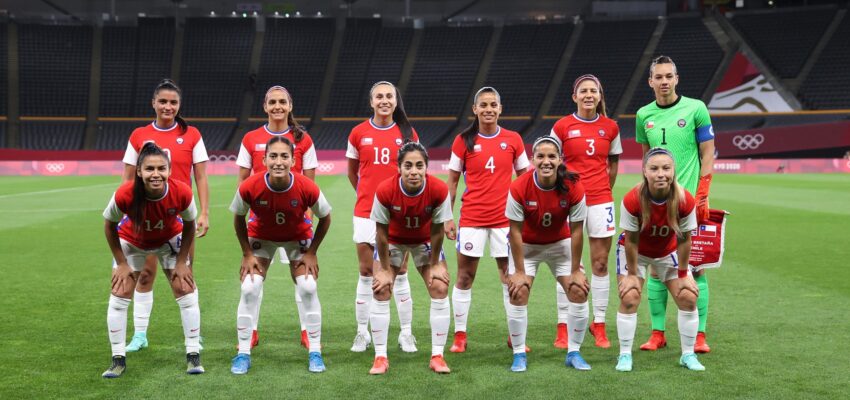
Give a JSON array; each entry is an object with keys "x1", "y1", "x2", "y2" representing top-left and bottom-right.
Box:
[
  {"x1": 508, "y1": 272, "x2": 529, "y2": 299},
  {"x1": 676, "y1": 275, "x2": 699, "y2": 297},
  {"x1": 372, "y1": 269, "x2": 394, "y2": 294},
  {"x1": 111, "y1": 262, "x2": 135, "y2": 295},
  {"x1": 618, "y1": 275, "x2": 641, "y2": 299},
  {"x1": 299, "y1": 253, "x2": 320, "y2": 280},
  {"x1": 172, "y1": 264, "x2": 194, "y2": 293},
  {"x1": 428, "y1": 264, "x2": 450, "y2": 288},
  {"x1": 240, "y1": 254, "x2": 261, "y2": 282},
  {"x1": 568, "y1": 269, "x2": 590, "y2": 297}
]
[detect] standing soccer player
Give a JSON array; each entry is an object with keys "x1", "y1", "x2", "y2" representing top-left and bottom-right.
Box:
[
  {"x1": 635, "y1": 56, "x2": 715, "y2": 353},
  {"x1": 504, "y1": 137, "x2": 590, "y2": 372},
  {"x1": 235, "y1": 85, "x2": 319, "y2": 350},
  {"x1": 229, "y1": 137, "x2": 332, "y2": 374},
  {"x1": 102, "y1": 143, "x2": 203, "y2": 378},
  {"x1": 121, "y1": 79, "x2": 210, "y2": 352},
  {"x1": 369, "y1": 142, "x2": 453, "y2": 374},
  {"x1": 550, "y1": 75, "x2": 621, "y2": 349},
  {"x1": 614, "y1": 147, "x2": 704, "y2": 372},
  {"x1": 347, "y1": 81, "x2": 420, "y2": 353},
  {"x1": 444, "y1": 87, "x2": 529, "y2": 353}
]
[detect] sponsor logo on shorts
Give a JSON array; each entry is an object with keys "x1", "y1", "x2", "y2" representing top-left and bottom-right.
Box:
[
  {"x1": 190, "y1": 328, "x2": 200, "y2": 333},
  {"x1": 678, "y1": 119, "x2": 687, "y2": 128},
  {"x1": 356, "y1": 300, "x2": 366, "y2": 304},
  {"x1": 177, "y1": 137, "x2": 184, "y2": 144},
  {"x1": 464, "y1": 242, "x2": 473, "y2": 251},
  {"x1": 252, "y1": 241, "x2": 262, "y2": 250}
]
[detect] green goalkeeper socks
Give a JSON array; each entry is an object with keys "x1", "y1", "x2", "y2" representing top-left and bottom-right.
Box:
[
  {"x1": 695, "y1": 273, "x2": 709, "y2": 332},
  {"x1": 647, "y1": 276, "x2": 668, "y2": 331}
]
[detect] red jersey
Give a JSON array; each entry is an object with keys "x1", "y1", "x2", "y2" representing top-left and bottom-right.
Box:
[
  {"x1": 123, "y1": 122, "x2": 209, "y2": 187},
  {"x1": 103, "y1": 179, "x2": 197, "y2": 249},
  {"x1": 230, "y1": 172, "x2": 331, "y2": 242},
  {"x1": 505, "y1": 171, "x2": 587, "y2": 245},
  {"x1": 448, "y1": 127, "x2": 529, "y2": 228},
  {"x1": 370, "y1": 174, "x2": 453, "y2": 245},
  {"x1": 346, "y1": 119, "x2": 420, "y2": 218},
  {"x1": 550, "y1": 114, "x2": 622, "y2": 205},
  {"x1": 619, "y1": 186, "x2": 697, "y2": 258},
  {"x1": 236, "y1": 125, "x2": 319, "y2": 175}
]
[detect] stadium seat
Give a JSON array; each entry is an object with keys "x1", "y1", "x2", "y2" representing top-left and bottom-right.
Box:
[
  {"x1": 0, "y1": 23, "x2": 8, "y2": 117},
  {"x1": 799, "y1": 15, "x2": 850, "y2": 110},
  {"x1": 20, "y1": 121, "x2": 86, "y2": 150}
]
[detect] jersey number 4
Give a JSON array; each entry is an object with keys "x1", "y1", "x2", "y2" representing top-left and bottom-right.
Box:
[{"x1": 485, "y1": 156, "x2": 495, "y2": 173}]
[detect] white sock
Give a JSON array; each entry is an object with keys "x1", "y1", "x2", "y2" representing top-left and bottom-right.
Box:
[
  {"x1": 295, "y1": 288, "x2": 306, "y2": 331},
  {"x1": 237, "y1": 275, "x2": 263, "y2": 354},
  {"x1": 296, "y1": 275, "x2": 322, "y2": 353},
  {"x1": 107, "y1": 295, "x2": 131, "y2": 356},
  {"x1": 567, "y1": 301, "x2": 589, "y2": 353},
  {"x1": 430, "y1": 297, "x2": 450, "y2": 356},
  {"x1": 132, "y1": 290, "x2": 153, "y2": 334},
  {"x1": 370, "y1": 300, "x2": 391, "y2": 358},
  {"x1": 451, "y1": 287, "x2": 471, "y2": 333},
  {"x1": 502, "y1": 283, "x2": 511, "y2": 332},
  {"x1": 591, "y1": 274, "x2": 609, "y2": 323},
  {"x1": 393, "y1": 273, "x2": 413, "y2": 335},
  {"x1": 678, "y1": 308, "x2": 699, "y2": 354},
  {"x1": 176, "y1": 291, "x2": 201, "y2": 353},
  {"x1": 556, "y1": 284, "x2": 569, "y2": 324},
  {"x1": 617, "y1": 312, "x2": 637, "y2": 355},
  {"x1": 506, "y1": 304, "x2": 527, "y2": 354},
  {"x1": 252, "y1": 285, "x2": 263, "y2": 331},
  {"x1": 356, "y1": 275, "x2": 373, "y2": 333}
]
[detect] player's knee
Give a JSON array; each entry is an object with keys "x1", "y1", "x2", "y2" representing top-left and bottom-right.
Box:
[
  {"x1": 568, "y1": 284, "x2": 588, "y2": 302},
  {"x1": 136, "y1": 269, "x2": 155, "y2": 288},
  {"x1": 373, "y1": 284, "x2": 392, "y2": 301},
  {"x1": 240, "y1": 276, "x2": 263, "y2": 300},
  {"x1": 296, "y1": 275, "x2": 318, "y2": 298},
  {"x1": 111, "y1": 286, "x2": 134, "y2": 299},
  {"x1": 620, "y1": 290, "x2": 640, "y2": 311},
  {"x1": 455, "y1": 268, "x2": 475, "y2": 289},
  {"x1": 511, "y1": 286, "x2": 529, "y2": 305},
  {"x1": 676, "y1": 290, "x2": 697, "y2": 309},
  {"x1": 429, "y1": 280, "x2": 449, "y2": 299},
  {"x1": 591, "y1": 257, "x2": 608, "y2": 274}
]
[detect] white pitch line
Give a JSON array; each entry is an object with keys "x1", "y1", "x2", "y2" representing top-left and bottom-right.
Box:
[{"x1": 0, "y1": 182, "x2": 117, "y2": 199}]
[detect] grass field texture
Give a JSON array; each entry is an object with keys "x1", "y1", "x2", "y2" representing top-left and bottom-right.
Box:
[{"x1": 1, "y1": 173, "x2": 848, "y2": 399}]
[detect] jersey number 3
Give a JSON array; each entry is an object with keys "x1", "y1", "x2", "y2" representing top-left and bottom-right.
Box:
[{"x1": 585, "y1": 139, "x2": 595, "y2": 156}]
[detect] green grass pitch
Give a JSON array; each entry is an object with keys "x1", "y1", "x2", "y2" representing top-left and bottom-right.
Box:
[{"x1": 1, "y1": 173, "x2": 849, "y2": 399}]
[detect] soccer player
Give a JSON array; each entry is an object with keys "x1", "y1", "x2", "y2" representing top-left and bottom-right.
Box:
[
  {"x1": 635, "y1": 56, "x2": 715, "y2": 353},
  {"x1": 235, "y1": 85, "x2": 319, "y2": 350},
  {"x1": 347, "y1": 81, "x2": 420, "y2": 353},
  {"x1": 614, "y1": 147, "x2": 704, "y2": 372},
  {"x1": 444, "y1": 87, "x2": 529, "y2": 353},
  {"x1": 369, "y1": 142, "x2": 453, "y2": 374},
  {"x1": 121, "y1": 79, "x2": 210, "y2": 353},
  {"x1": 102, "y1": 143, "x2": 202, "y2": 378},
  {"x1": 229, "y1": 136, "x2": 332, "y2": 374},
  {"x1": 504, "y1": 136, "x2": 590, "y2": 372},
  {"x1": 550, "y1": 74, "x2": 622, "y2": 349}
]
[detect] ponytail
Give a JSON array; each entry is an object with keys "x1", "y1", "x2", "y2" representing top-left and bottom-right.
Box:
[
  {"x1": 371, "y1": 81, "x2": 413, "y2": 142},
  {"x1": 153, "y1": 78, "x2": 187, "y2": 135},
  {"x1": 265, "y1": 85, "x2": 306, "y2": 142},
  {"x1": 130, "y1": 142, "x2": 171, "y2": 233},
  {"x1": 459, "y1": 86, "x2": 501, "y2": 152},
  {"x1": 532, "y1": 136, "x2": 578, "y2": 194}
]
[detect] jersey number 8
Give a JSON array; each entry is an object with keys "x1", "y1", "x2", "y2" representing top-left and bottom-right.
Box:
[{"x1": 541, "y1": 212, "x2": 553, "y2": 227}]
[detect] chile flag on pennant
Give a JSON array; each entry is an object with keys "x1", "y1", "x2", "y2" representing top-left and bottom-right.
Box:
[{"x1": 689, "y1": 209, "x2": 729, "y2": 269}]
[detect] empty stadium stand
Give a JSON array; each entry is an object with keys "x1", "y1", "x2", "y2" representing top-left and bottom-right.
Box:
[
  {"x1": 799, "y1": 14, "x2": 850, "y2": 110},
  {"x1": 94, "y1": 121, "x2": 138, "y2": 150},
  {"x1": 359, "y1": 27, "x2": 415, "y2": 117},
  {"x1": 1, "y1": 23, "x2": 8, "y2": 118},
  {"x1": 325, "y1": 19, "x2": 382, "y2": 117},
  {"x1": 311, "y1": 120, "x2": 361, "y2": 150},
  {"x1": 191, "y1": 121, "x2": 236, "y2": 151},
  {"x1": 19, "y1": 121, "x2": 86, "y2": 150}
]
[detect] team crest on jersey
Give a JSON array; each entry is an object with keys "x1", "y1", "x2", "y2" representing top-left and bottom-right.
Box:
[
  {"x1": 598, "y1": 129, "x2": 605, "y2": 137},
  {"x1": 290, "y1": 200, "x2": 299, "y2": 207},
  {"x1": 678, "y1": 119, "x2": 686, "y2": 128},
  {"x1": 500, "y1": 142, "x2": 507, "y2": 150},
  {"x1": 395, "y1": 138, "x2": 403, "y2": 146},
  {"x1": 176, "y1": 137, "x2": 184, "y2": 144},
  {"x1": 473, "y1": 144, "x2": 482, "y2": 152},
  {"x1": 168, "y1": 208, "x2": 177, "y2": 215},
  {"x1": 560, "y1": 200, "x2": 567, "y2": 208},
  {"x1": 646, "y1": 121, "x2": 654, "y2": 129},
  {"x1": 361, "y1": 137, "x2": 373, "y2": 145}
]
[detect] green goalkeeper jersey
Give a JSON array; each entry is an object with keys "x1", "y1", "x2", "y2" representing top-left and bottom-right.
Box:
[{"x1": 635, "y1": 96, "x2": 715, "y2": 193}]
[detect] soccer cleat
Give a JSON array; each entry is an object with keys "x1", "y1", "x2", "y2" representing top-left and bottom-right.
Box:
[
  {"x1": 679, "y1": 353, "x2": 706, "y2": 371},
  {"x1": 251, "y1": 330, "x2": 259, "y2": 348},
  {"x1": 308, "y1": 352, "x2": 326, "y2": 373},
  {"x1": 449, "y1": 331, "x2": 467, "y2": 353},
  {"x1": 399, "y1": 332, "x2": 418, "y2": 353},
  {"x1": 615, "y1": 354, "x2": 633, "y2": 372},
  {"x1": 554, "y1": 323, "x2": 569, "y2": 349},
  {"x1": 694, "y1": 332, "x2": 711, "y2": 353},
  {"x1": 507, "y1": 335, "x2": 531, "y2": 353},
  {"x1": 300, "y1": 330, "x2": 309, "y2": 349},
  {"x1": 369, "y1": 356, "x2": 389, "y2": 375},
  {"x1": 429, "y1": 355, "x2": 451, "y2": 374},
  {"x1": 350, "y1": 331, "x2": 371, "y2": 352},
  {"x1": 230, "y1": 353, "x2": 251, "y2": 375},
  {"x1": 510, "y1": 353, "x2": 527, "y2": 372},
  {"x1": 639, "y1": 330, "x2": 667, "y2": 351},
  {"x1": 101, "y1": 356, "x2": 126, "y2": 378},
  {"x1": 186, "y1": 352, "x2": 205, "y2": 374},
  {"x1": 126, "y1": 332, "x2": 148, "y2": 352},
  {"x1": 589, "y1": 322, "x2": 611, "y2": 348},
  {"x1": 565, "y1": 351, "x2": 591, "y2": 370}
]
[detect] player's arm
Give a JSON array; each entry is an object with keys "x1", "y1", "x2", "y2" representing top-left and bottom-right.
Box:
[
  {"x1": 171, "y1": 219, "x2": 196, "y2": 291},
  {"x1": 607, "y1": 155, "x2": 620, "y2": 189},
  {"x1": 674, "y1": 233, "x2": 698, "y2": 296},
  {"x1": 568, "y1": 194, "x2": 589, "y2": 295},
  {"x1": 121, "y1": 165, "x2": 136, "y2": 183},
  {"x1": 444, "y1": 170, "x2": 460, "y2": 240},
  {"x1": 347, "y1": 159, "x2": 359, "y2": 190},
  {"x1": 236, "y1": 167, "x2": 251, "y2": 185},
  {"x1": 104, "y1": 220, "x2": 134, "y2": 294},
  {"x1": 428, "y1": 220, "x2": 450, "y2": 287},
  {"x1": 624, "y1": 230, "x2": 639, "y2": 277},
  {"x1": 193, "y1": 162, "x2": 210, "y2": 237},
  {"x1": 303, "y1": 168, "x2": 316, "y2": 181},
  {"x1": 371, "y1": 222, "x2": 394, "y2": 294},
  {"x1": 230, "y1": 190, "x2": 260, "y2": 281},
  {"x1": 640, "y1": 144, "x2": 649, "y2": 157},
  {"x1": 301, "y1": 192, "x2": 332, "y2": 279},
  {"x1": 507, "y1": 219, "x2": 528, "y2": 298}
]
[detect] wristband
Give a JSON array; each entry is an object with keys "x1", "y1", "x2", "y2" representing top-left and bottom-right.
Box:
[{"x1": 678, "y1": 269, "x2": 688, "y2": 279}]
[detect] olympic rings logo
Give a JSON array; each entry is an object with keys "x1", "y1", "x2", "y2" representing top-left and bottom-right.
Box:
[
  {"x1": 208, "y1": 154, "x2": 238, "y2": 163},
  {"x1": 45, "y1": 163, "x2": 65, "y2": 173},
  {"x1": 316, "y1": 163, "x2": 335, "y2": 173},
  {"x1": 732, "y1": 134, "x2": 765, "y2": 150}
]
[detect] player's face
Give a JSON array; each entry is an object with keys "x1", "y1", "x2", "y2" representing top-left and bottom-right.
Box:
[
  {"x1": 263, "y1": 142, "x2": 293, "y2": 178},
  {"x1": 572, "y1": 80, "x2": 601, "y2": 113},
  {"x1": 152, "y1": 90, "x2": 180, "y2": 123},
  {"x1": 399, "y1": 151, "x2": 427, "y2": 191},
  {"x1": 264, "y1": 89, "x2": 292, "y2": 122},
  {"x1": 138, "y1": 155, "x2": 170, "y2": 193},
  {"x1": 532, "y1": 142, "x2": 561, "y2": 180},
  {"x1": 370, "y1": 84, "x2": 397, "y2": 118},
  {"x1": 649, "y1": 63, "x2": 678, "y2": 98},
  {"x1": 473, "y1": 92, "x2": 501, "y2": 125},
  {"x1": 644, "y1": 154, "x2": 675, "y2": 192}
]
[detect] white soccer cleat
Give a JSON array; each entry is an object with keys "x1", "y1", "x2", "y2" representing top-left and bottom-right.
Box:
[
  {"x1": 398, "y1": 332, "x2": 418, "y2": 353},
  {"x1": 350, "y1": 331, "x2": 371, "y2": 352}
]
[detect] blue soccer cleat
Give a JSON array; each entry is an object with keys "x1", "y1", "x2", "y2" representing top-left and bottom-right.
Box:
[
  {"x1": 308, "y1": 352, "x2": 326, "y2": 373},
  {"x1": 231, "y1": 353, "x2": 251, "y2": 375},
  {"x1": 510, "y1": 353, "x2": 527, "y2": 372},
  {"x1": 565, "y1": 351, "x2": 591, "y2": 370},
  {"x1": 615, "y1": 354, "x2": 633, "y2": 372},
  {"x1": 126, "y1": 332, "x2": 148, "y2": 352},
  {"x1": 101, "y1": 356, "x2": 126, "y2": 378},
  {"x1": 679, "y1": 353, "x2": 705, "y2": 371}
]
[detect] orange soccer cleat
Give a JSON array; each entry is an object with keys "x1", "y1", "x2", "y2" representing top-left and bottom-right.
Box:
[
  {"x1": 429, "y1": 355, "x2": 451, "y2": 374},
  {"x1": 300, "y1": 330, "x2": 309, "y2": 349},
  {"x1": 639, "y1": 330, "x2": 667, "y2": 351},
  {"x1": 449, "y1": 331, "x2": 467, "y2": 353},
  {"x1": 589, "y1": 322, "x2": 611, "y2": 348},
  {"x1": 694, "y1": 332, "x2": 711, "y2": 353},
  {"x1": 554, "y1": 323, "x2": 569, "y2": 349},
  {"x1": 236, "y1": 330, "x2": 260, "y2": 350},
  {"x1": 507, "y1": 335, "x2": 531, "y2": 353},
  {"x1": 369, "y1": 356, "x2": 389, "y2": 375}
]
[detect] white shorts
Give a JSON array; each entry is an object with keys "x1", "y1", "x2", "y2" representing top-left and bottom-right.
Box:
[
  {"x1": 249, "y1": 237, "x2": 313, "y2": 264},
  {"x1": 376, "y1": 243, "x2": 446, "y2": 268},
  {"x1": 508, "y1": 238, "x2": 581, "y2": 278},
  {"x1": 586, "y1": 202, "x2": 617, "y2": 238},
  {"x1": 456, "y1": 227, "x2": 509, "y2": 258},
  {"x1": 615, "y1": 244, "x2": 692, "y2": 282},
  {"x1": 352, "y1": 216, "x2": 376, "y2": 245},
  {"x1": 115, "y1": 234, "x2": 187, "y2": 272}
]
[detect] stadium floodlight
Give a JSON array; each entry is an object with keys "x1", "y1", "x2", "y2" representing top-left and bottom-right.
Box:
[
  {"x1": 296, "y1": 11, "x2": 301, "y2": 17},
  {"x1": 317, "y1": 12, "x2": 322, "y2": 17},
  {"x1": 231, "y1": 11, "x2": 236, "y2": 16},
  {"x1": 210, "y1": 11, "x2": 215, "y2": 16}
]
